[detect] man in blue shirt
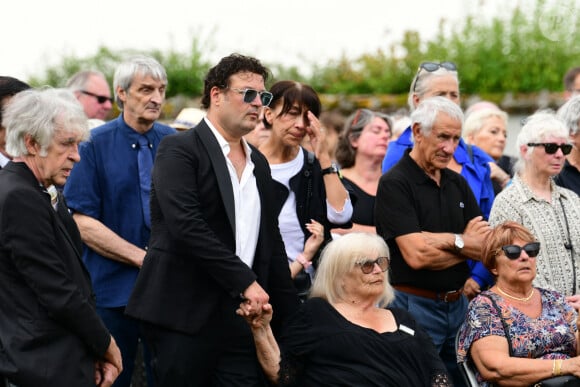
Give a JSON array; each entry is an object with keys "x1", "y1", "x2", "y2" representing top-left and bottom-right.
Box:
[{"x1": 64, "y1": 56, "x2": 175, "y2": 387}]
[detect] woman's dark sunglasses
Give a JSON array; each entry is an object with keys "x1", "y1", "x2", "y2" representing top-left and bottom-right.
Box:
[
  {"x1": 227, "y1": 87, "x2": 273, "y2": 106},
  {"x1": 527, "y1": 142, "x2": 573, "y2": 155},
  {"x1": 412, "y1": 61, "x2": 457, "y2": 92},
  {"x1": 356, "y1": 256, "x2": 390, "y2": 274},
  {"x1": 500, "y1": 242, "x2": 540, "y2": 259}
]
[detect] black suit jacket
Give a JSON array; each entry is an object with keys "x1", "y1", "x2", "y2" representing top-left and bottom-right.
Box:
[
  {"x1": 0, "y1": 162, "x2": 110, "y2": 386},
  {"x1": 126, "y1": 121, "x2": 299, "y2": 335}
]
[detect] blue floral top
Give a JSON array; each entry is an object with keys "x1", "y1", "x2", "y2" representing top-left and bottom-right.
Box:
[{"x1": 457, "y1": 288, "x2": 577, "y2": 386}]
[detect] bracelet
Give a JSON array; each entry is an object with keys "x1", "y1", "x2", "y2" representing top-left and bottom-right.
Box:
[
  {"x1": 295, "y1": 253, "x2": 312, "y2": 270},
  {"x1": 552, "y1": 359, "x2": 563, "y2": 376}
]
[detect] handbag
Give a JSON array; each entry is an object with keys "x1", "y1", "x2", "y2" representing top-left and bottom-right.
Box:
[
  {"x1": 481, "y1": 294, "x2": 580, "y2": 387},
  {"x1": 533, "y1": 376, "x2": 580, "y2": 387}
]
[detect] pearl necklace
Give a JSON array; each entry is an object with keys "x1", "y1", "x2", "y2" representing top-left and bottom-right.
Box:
[{"x1": 496, "y1": 285, "x2": 535, "y2": 302}]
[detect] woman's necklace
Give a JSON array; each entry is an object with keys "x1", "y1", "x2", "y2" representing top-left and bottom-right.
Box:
[{"x1": 496, "y1": 285, "x2": 535, "y2": 302}]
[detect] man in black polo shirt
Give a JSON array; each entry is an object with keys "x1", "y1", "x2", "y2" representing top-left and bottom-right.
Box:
[{"x1": 375, "y1": 96, "x2": 490, "y2": 387}]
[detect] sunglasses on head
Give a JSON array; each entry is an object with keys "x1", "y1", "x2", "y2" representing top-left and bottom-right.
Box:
[
  {"x1": 527, "y1": 142, "x2": 573, "y2": 155},
  {"x1": 500, "y1": 242, "x2": 540, "y2": 259},
  {"x1": 412, "y1": 61, "x2": 457, "y2": 92},
  {"x1": 227, "y1": 87, "x2": 273, "y2": 107},
  {"x1": 355, "y1": 256, "x2": 390, "y2": 274},
  {"x1": 80, "y1": 90, "x2": 113, "y2": 104}
]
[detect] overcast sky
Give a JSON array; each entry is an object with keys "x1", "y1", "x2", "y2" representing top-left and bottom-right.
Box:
[{"x1": 2, "y1": 0, "x2": 524, "y2": 81}]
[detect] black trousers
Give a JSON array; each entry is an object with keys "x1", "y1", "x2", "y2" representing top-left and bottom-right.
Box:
[{"x1": 141, "y1": 298, "x2": 268, "y2": 387}]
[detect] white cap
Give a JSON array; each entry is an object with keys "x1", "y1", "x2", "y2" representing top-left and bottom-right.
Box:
[{"x1": 170, "y1": 108, "x2": 206, "y2": 130}]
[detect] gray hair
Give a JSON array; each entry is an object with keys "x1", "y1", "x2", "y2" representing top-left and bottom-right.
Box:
[
  {"x1": 310, "y1": 233, "x2": 394, "y2": 307},
  {"x1": 557, "y1": 95, "x2": 580, "y2": 136},
  {"x1": 113, "y1": 55, "x2": 167, "y2": 110},
  {"x1": 335, "y1": 109, "x2": 393, "y2": 168},
  {"x1": 463, "y1": 107, "x2": 509, "y2": 141},
  {"x1": 410, "y1": 96, "x2": 464, "y2": 139},
  {"x1": 4, "y1": 87, "x2": 89, "y2": 157},
  {"x1": 408, "y1": 66, "x2": 459, "y2": 112},
  {"x1": 514, "y1": 111, "x2": 569, "y2": 173},
  {"x1": 65, "y1": 70, "x2": 107, "y2": 92}
]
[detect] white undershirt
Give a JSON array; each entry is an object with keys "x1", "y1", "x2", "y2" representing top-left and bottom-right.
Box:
[
  {"x1": 206, "y1": 119, "x2": 260, "y2": 268},
  {"x1": 269, "y1": 151, "x2": 305, "y2": 267}
]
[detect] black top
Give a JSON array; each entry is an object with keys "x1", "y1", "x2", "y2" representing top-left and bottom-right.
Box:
[
  {"x1": 375, "y1": 150, "x2": 482, "y2": 290},
  {"x1": 555, "y1": 159, "x2": 580, "y2": 197},
  {"x1": 493, "y1": 155, "x2": 516, "y2": 195},
  {"x1": 277, "y1": 297, "x2": 450, "y2": 387},
  {"x1": 341, "y1": 176, "x2": 375, "y2": 226}
]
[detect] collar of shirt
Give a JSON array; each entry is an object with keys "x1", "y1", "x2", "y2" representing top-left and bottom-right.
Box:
[
  {"x1": 0, "y1": 152, "x2": 10, "y2": 168},
  {"x1": 205, "y1": 118, "x2": 253, "y2": 160},
  {"x1": 512, "y1": 173, "x2": 568, "y2": 203}
]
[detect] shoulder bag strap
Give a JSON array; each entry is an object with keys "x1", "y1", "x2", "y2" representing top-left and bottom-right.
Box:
[{"x1": 480, "y1": 293, "x2": 514, "y2": 356}]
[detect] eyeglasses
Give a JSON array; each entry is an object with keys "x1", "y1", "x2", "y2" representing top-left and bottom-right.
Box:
[
  {"x1": 412, "y1": 61, "x2": 458, "y2": 92},
  {"x1": 355, "y1": 256, "x2": 390, "y2": 274},
  {"x1": 80, "y1": 90, "x2": 113, "y2": 104},
  {"x1": 227, "y1": 87, "x2": 273, "y2": 106},
  {"x1": 527, "y1": 142, "x2": 573, "y2": 155},
  {"x1": 499, "y1": 242, "x2": 540, "y2": 259}
]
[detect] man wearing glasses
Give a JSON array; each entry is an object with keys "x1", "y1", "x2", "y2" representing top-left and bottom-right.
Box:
[
  {"x1": 66, "y1": 70, "x2": 113, "y2": 128},
  {"x1": 126, "y1": 53, "x2": 299, "y2": 386},
  {"x1": 64, "y1": 56, "x2": 175, "y2": 387}
]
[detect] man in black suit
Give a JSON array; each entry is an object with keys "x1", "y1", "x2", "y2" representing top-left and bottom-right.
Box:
[
  {"x1": 0, "y1": 88, "x2": 122, "y2": 386},
  {"x1": 126, "y1": 54, "x2": 300, "y2": 386}
]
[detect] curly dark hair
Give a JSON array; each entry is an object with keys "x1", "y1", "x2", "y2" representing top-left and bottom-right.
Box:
[{"x1": 201, "y1": 53, "x2": 270, "y2": 109}]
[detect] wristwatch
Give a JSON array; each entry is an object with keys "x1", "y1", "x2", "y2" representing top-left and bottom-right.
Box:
[
  {"x1": 454, "y1": 234, "x2": 464, "y2": 252},
  {"x1": 321, "y1": 163, "x2": 339, "y2": 176}
]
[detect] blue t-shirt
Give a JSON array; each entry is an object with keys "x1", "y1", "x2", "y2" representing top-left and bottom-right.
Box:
[
  {"x1": 64, "y1": 115, "x2": 175, "y2": 307},
  {"x1": 381, "y1": 126, "x2": 495, "y2": 288}
]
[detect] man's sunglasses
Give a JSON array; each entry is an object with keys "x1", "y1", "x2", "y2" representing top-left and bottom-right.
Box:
[
  {"x1": 527, "y1": 142, "x2": 573, "y2": 155},
  {"x1": 80, "y1": 90, "x2": 113, "y2": 104},
  {"x1": 227, "y1": 87, "x2": 273, "y2": 107},
  {"x1": 412, "y1": 61, "x2": 457, "y2": 92},
  {"x1": 499, "y1": 242, "x2": 540, "y2": 259},
  {"x1": 355, "y1": 256, "x2": 390, "y2": 274}
]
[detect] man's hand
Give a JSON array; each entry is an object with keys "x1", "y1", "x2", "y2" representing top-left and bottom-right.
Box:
[
  {"x1": 95, "y1": 360, "x2": 121, "y2": 387},
  {"x1": 241, "y1": 281, "x2": 269, "y2": 315},
  {"x1": 463, "y1": 277, "x2": 481, "y2": 300}
]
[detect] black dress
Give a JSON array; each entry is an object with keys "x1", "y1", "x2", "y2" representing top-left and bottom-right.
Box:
[
  {"x1": 276, "y1": 297, "x2": 451, "y2": 387},
  {"x1": 340, "y1": 176, "x2": 375, "y2": 226}
]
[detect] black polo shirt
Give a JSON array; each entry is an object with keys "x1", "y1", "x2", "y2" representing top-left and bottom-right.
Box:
[{"x1": 375, "y1": 150, "x2": 482, "y2": 291}]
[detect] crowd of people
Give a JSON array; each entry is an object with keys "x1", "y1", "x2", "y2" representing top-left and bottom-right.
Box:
[{"x1": 0, "y1": 54, "x2": 579, "y2": 387}]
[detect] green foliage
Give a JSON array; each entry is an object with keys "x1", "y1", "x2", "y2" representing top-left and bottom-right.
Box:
[{"x1": 27, "y1": 0, "x2": 580, "y2": 99}]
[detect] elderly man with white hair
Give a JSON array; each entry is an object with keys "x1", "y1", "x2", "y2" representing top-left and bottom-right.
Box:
[{"x1": 376, "y1": 96, "x2": 491, "y2": 387}]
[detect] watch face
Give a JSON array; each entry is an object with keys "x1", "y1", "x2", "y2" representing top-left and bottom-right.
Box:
[{"x1": 455, "y1": 234, "x2": 464, "y2": 249}]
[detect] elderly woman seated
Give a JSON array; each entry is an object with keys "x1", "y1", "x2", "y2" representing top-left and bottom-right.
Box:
[
  {"x1": 237, "y1": 232, "x2": 451, "y2": 387},
  {"x1": 457, "y1": 221, "x2": 580, "y2": 386}
]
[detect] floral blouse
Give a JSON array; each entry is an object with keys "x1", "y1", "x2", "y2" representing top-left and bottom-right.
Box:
[
  {"x1": 457, "y1": 288, "x2": 577, "y2": 386},
  {"x1": 489, "y1": 174, "x2": 580, "y2": 296}
]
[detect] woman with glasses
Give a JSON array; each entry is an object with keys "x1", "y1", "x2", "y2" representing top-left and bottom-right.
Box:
[
  {"x1": 333, "y1": 109, "x2": 393, "y2": 235},
  {"x1": 258, "y1": 81, "x2": 353, "y2": 298},
  {"x1": 237, "y1": 233, "x2": 452, "y2": 386},
  {"x1": 457, "y1": 221, "x2": 580, "y2": 386},
  {"x1": 489, "y1": 111, "x2": 580, "y2": 296}
]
